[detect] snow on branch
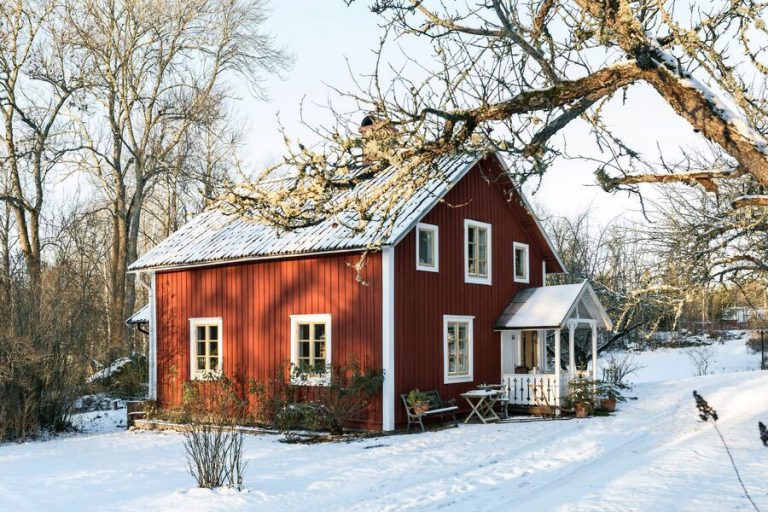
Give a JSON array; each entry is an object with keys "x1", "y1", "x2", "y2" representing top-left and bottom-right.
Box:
[
  {"x1": 599, "y1": 167, "x2": 745, "y2": 194},
  {"x1": 732, "y1": 195, "x2": 768, "y2": 209}
]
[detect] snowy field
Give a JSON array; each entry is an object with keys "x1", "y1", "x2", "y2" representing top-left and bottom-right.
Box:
[
  {"x1": 1, "y1": 334, "x2": 767, "y2": 511},
  {"x1": 611, "y1": 330, "x2": 763, "y2": 384}
]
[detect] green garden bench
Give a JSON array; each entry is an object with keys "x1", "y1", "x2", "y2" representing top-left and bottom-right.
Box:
[{"x1": 400, "y1": 390, "x2": 459, "y2": 433}]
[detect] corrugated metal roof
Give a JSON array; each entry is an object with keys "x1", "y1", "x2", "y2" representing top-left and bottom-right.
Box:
[
  {"x1": 494, "y1": 281, "x2": 613, "y2": 330},
  {"x1": 129, "y1": 154, "x2": 479, "y2": 271}
]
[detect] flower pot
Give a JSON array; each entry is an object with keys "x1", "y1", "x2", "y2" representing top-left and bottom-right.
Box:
[
  {"x1": 574, "y1": 402, "x2": 590, "y2": 418},
  {"x1": 531, "y1": 404, "x2": 553, "y2": 417},
  {"x1": 600, "y1": 398, "x2": 617, "y2": 412},
  {"x1": 413, "y1": 401, "x2": 430, "y2": 415}
]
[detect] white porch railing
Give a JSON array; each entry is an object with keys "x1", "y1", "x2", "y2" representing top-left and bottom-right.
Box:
[{"x1": 502, "y1": 373, "x2": 571, "y2": 407}]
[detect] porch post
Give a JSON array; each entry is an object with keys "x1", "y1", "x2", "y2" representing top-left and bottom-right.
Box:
[
  {"x1": 554, "y1": 329, "x2": 561, "y2": 406},
  {"x1": 591, "y1": 322, "x2": 599, "y2": 381},
  {"x1": 568, "y1": 321, "x2": 576, "y2": 378}
]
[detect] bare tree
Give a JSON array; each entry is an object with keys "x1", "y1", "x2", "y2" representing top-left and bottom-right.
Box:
[
  {"x1": 0, "y1": 0, "x2": 85, "y2": 297},
  {"x1": 647, "y1": 173, "x2": 768, "y2": 289},
  {"x1": 64, "y1": 0, "x2": 291, "y2": 353},
  {"x1": 544, "y1": 210, "x2": 672, "y2": 349},
  {"x1": 224, "y1": 1, "x2": 768, "y2": 253}
]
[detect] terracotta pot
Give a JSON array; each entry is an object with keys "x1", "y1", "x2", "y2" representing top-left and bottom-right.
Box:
[
  {"x1": 413, "y1": 402, "x2": 430, "y2": 415},
  {"x1": 600, "y1": 398, "x2": 617, "y2": 412},
  {"x1": 531, "y1": 405, "x2": 553, "y2": 417},
  {"x1": 574, "y1": 402, "x2": 590, "y2": 418}
]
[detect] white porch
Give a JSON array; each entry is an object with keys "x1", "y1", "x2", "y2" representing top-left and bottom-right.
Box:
[{"x1": 495, "y1": 281, "x2": 613, "y2": 408}]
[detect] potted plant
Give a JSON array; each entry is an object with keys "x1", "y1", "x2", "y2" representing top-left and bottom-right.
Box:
[
  {"x1": 567, "y1": 379, "x2": 598, "y2": 418},
  {"x1": 407, "y1": 389, "x2": 431, "y2": 414},
  {"x1": 598, "y1": 380, "x2": 626, "y2": 412}
]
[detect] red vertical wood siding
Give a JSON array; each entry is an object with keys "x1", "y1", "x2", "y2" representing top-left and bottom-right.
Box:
[
  {"x1": 155, "y1": 252, "x2": 383, "y2": 429},
  {"x1": 393, "y1": 157, "x2": 552, "y2": 426}
]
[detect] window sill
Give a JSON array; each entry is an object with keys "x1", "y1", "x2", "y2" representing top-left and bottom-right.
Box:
[
  {"x1": 191, "y1": 370, "x2": 223, "y2": 381},
  {"x1": 465, "y1": 275, "x2": 492, "y2": 286},
  {"x1": 444, "y1": 374, "x2": 473, "y2": 384},
  {"x1": 291, "y1": 374, "x2": 331, "y2": 387},
  {"x1": 416, "y1": 264, "x2": 439, "y2": 273},
  {"x1": 514, "y1": 277, "x2": 530, "y2": 284},
  {"x1": 291, "y1": 377, "x2": 331, "y2": 387}
]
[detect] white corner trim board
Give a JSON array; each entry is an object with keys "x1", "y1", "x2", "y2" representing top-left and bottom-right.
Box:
[
  {"x1": 382, "y1": 246, "x2": 396, "y2": 431},
  {"x1": 149, "y1": 272, "x2": 157, "y2": 400}
]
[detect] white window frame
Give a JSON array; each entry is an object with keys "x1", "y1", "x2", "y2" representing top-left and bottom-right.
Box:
[
  {"x1": 513, "y1": 241, "x2": 530, "y2": 284},
  {"x1": 443, "y1": 315, "x2": 474, "y2": 384},
  {"x1": 189, "y1": 317, "x2": 224, "y2": 381},
  {"x1": 290, "y1": 314, "x2": 332, "y2": 386},
  {"x1": 415, "y1": 222, "x2": 439, "y2": 272},
  {"x1": 464, "y1": 219, "x2": 492, "y2": 285}
]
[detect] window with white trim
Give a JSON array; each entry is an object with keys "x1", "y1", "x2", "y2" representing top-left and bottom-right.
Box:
[
  {"x1": 444, "y1": 315, "x2": 474, "y2": 383},
  {"x1": 416, "y1": 223, "x2": 439, "y2": 272},
  {"x1": 189, "y1": 318, "x2": 223, "y2": 380},
  {"x1": 290, "y1": 314, "x2": 332, "y2": 384},
  {"x1": 513, "y1": 242, "x2": 530, "y2": 283},
  {"x1": 464, "y1": 219, "x2": 492, "y2": 285}
]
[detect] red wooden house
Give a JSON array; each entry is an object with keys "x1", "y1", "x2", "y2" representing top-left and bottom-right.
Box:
[{"x1": 129, "y1": 152, "x2": 612, "y2": 431}]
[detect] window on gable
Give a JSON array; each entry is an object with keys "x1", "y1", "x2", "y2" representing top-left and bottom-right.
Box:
[
  {"x1": 290, "y1": 314, "x2": 332, "y2": 385},
  {"x1": 514, "y1": 242, "x2": 530, "y2": 283},
  {"x1": 416, "y1": 223, "x2": 439, "y2": 272},
  {"x1": 189, "y1": 318, "x2": 223, "y2": 380},
  {"x1": 444, "y1": 315, "x2": 474, "y2": 383},
  {"x1": 464, "y1": 219, "x2": 492, "y2": 285}
]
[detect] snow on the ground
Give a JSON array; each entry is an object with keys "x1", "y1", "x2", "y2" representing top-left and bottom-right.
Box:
[
  {"x1": 607, "y1": 330, "x2": 762, "y2": 384},
  {"x1": 70, "y1": 407, "x2": 127, "y2": 434},
  {"x1": 2, "y1": 334, "x2": 767, "y2": 511}
]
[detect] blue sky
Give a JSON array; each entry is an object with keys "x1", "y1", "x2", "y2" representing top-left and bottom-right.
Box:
[{"x1": 233, "y1": 1, "x2": 708, "y2": 225}]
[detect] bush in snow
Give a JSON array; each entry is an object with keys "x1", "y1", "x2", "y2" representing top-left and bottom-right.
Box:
[
  {"x1": 183, "y1": 423, "x2": 246, "y2": 490},
  {"x1": 181, "y1": 377, "x2": 248, "y2": 490},
  {"x1": 602, "y1": 352, "x2": 643, "y2": 388},
  {"x1": 685, "y1": 346, "x2": 715, "y2": 376},
  {"x1": 148, "y1": 375, "x2": 250, "y2": 425},
  {"x1": 293, "y1": 361, "x2": 384, "y2": 436},
  {"x1": 251, "y1": 361, "x2": 384, "y2": 439}
]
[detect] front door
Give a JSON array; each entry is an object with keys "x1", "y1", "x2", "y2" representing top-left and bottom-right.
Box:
[
  {"x1": 500, "y1": 331, "x2": 516, "y2": 375},
  {"x1": 520, "y1": 330, "x2": 538, "y2": 370}
]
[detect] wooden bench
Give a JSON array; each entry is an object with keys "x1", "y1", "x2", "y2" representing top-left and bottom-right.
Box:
[
  {"x1": 126, "y1": 400, "x2": 149, "y2": 428},
  {"x1": 400, "y1": 390, "x2": 459, "y2": 433}
]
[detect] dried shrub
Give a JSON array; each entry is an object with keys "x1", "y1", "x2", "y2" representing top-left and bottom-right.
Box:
[
  {"x1": 289, "y1": 361, "x2": 384, "y2": 436},
  {"x1": 602, "y1": 352, "x2": 643, "y2": 388},
  {"x1": 183, "y1": 423, "x2": 246, "y2": 490},
  {"x1": 181, "y1": 376, "x2": 248, "y2": 490},
  {"x1": 249, "y1": 361, "x2": 384, "y2": 439},
  {"x1": 150, "y1": 375, "x2": 250, "y2": 425},
  {"x1": 686, "y1": 346, "x2": 715, "y2": 376},
  {"x1": 0, "y1": 266, "x2": 97, "y2": 440}
]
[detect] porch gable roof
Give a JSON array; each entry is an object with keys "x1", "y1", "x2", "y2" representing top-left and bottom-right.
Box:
[{"x1": 494, "y1": 280, "x2": 612, "y2": 330}]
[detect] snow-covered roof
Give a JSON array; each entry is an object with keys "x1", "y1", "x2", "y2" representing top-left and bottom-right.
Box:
[
  {"x1": 129, "y1": 154, "x2": 478, "y2": 271},
  {"x1": 495, "y1": 281, "x2": 612, "y2": 330},
  {"x1": 129, "y1": 153, "x2": 565, "y2": 272},
  {"x1": 126, "y1": 304, "x2": 149, "y2": 325}
]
